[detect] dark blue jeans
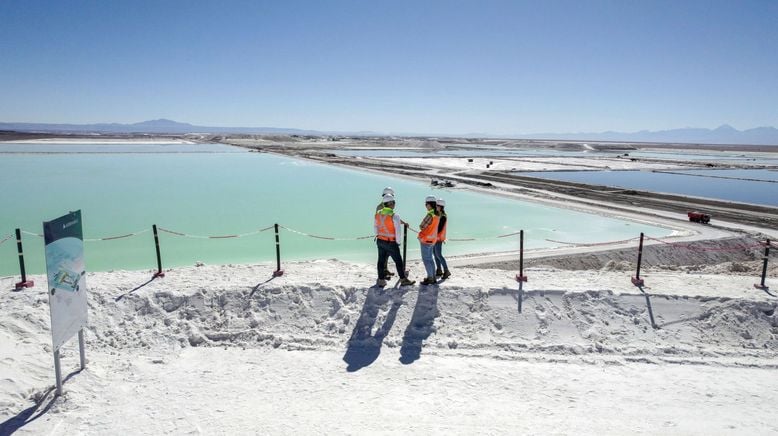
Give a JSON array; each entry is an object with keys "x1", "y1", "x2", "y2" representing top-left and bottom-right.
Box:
[{"x1": 433, "y1": 241, "x2": 448, "y2": 271}]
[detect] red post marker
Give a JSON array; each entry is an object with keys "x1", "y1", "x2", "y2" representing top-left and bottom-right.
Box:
[
  {"x1": 515, "y1": 230, "x2": 527, "y2": 282},
  {"x1": 631, "y1": 232, "x2": 645, "y2": 286}
]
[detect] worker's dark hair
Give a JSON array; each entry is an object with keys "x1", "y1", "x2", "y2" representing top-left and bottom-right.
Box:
[
  {"x1": 426, "y1": 201, "x2": 439, "y2": 214},
  {"x1": 438, "y1": 205, "x2": 445, "y2": 213}
]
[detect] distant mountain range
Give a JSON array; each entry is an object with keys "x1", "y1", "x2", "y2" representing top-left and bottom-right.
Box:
[
  {"x1": 0, "y1": 119, "x2": 323, "y2": 136},
  {"x1": 515, "y1": 124, "x2": 778, "y2": 146},
  {"x1": 1, "y1": 119, "x2": 777, "y2": 145}
]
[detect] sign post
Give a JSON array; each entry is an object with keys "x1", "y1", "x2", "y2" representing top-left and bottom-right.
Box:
[{"x1": 43, "y1": 210, "x2": 88, "y2": 396}]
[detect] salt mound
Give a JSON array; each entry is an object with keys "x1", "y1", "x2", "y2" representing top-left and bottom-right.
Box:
[
  {"x1": 601, "y1": 260, "x2": 632, "y2": 272},
  {"x1": 2, "y1": 260, "x2": 777, "y2": 418}
]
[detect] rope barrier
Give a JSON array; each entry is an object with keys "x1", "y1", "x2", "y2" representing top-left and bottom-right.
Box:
[
  {"x1": 278, "y1": 225, "x2": 373, "y2": 241},
  {"x1": 157, "y1": 226, "x2": 274, "y2": 240},
  {"x1": 643, "y1": 235, "x2": 767, "y2": 252},
  {"x1": 406, "y1": 225, "x2": 519, "y2": 242},
  {"x1": 19, "y1": 229, "x2": 153, "y2": 242},
  {"x1": 84, "y1": 229, "x2": 151, "y2": 242},
  {"x1": 544, "y1": 236, "x2": 639, "y2": 247},
  {"x1": 447, "y1": 231, "x2": 521, "y2": 242},
  {"x1": 158, "y1": 227, "x2": 186, "y2": 237},
  {"x1": 9, "y1": 224, "x2": 775, "y2": 255}
]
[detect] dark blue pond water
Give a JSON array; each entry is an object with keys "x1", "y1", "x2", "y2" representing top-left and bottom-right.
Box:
[
  {"x1": 673, "y1": 169, "x2": 778, "y2": 182},
  {"x1": 516, "y1": 170, "x2": 778, "y2": 207}
]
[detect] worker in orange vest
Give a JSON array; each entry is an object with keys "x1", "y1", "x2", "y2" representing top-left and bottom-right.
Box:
[
  {"x1": 376, "y1": 187, "x2": 396, "y2": 278},
  {"x1": 417, "y1": 195, "x2": 440, "y2": 285},
  {"x1": 434, "y1": 198, "x2": 450, "y2": 279},
  {"x1": 374, "y1": 194, "x2": 415, "y2": 287}
]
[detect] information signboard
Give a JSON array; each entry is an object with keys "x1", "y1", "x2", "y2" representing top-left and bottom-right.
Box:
[{"x1": 43, "y1": 210, "x2": 88, "y2": 351}]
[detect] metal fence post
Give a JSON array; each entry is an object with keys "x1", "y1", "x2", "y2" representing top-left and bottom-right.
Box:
[
  {"x1": 516, "y1": 229, "x2": 527, "y2": 282},
  {"x1": 403, "y1": 223, "x2": 409, "y2": 277},
  {"x1": 152, "y1": 225, "x2": 165, "y2": 278},
  {"x1": 631, "y1": 232, "x2": 645, "y2": 286},
  {"x1": 515, "y1": 230, "x2": 527, "y2": 313},
  {"x1": 273, "y1": 223, "x2": 284, "y2": 277},
  {"x1": 14, "y1": 228, "x2": 34, "y2": 290},
  {"x1": 754, "y1": 239, "x2": 771, "y2": 290}
]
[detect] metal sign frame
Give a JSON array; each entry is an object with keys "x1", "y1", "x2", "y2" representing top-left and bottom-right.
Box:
[{"x1": 43, "y1": 210, "x2": 88, "y2": 395}]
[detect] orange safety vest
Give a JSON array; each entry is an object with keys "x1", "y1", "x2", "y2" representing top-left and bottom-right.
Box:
[
  {"x1": 437, "y1": 214, "x2": 447, "y2": 243},
  {"x1": 417, "y1": 211, "x2": 439, "y2": 244},
  {"x1": 375, "y1": 209, "x2": 397, "y2": 241}
]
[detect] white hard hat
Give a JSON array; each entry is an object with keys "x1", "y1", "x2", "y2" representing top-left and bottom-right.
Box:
[
  {"x1": 382, "y1": 187, "x2": 395, "y2": 196},
  {"x1": 437, "y1": 198, "x2": 446, "y2": 206},
  {"x1": 382, "y1": 194, "x2": 395, "y2": 203},
  {"x1": 425, "y1": 195, "x2": 437, "y2": 203}
]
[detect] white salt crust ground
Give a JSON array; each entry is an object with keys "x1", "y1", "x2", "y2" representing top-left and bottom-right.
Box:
[{"x1": 1, "y1": 260, "x2": 777, "y2": 435}]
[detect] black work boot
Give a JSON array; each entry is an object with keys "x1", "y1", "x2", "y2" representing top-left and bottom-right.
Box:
[
  {"x1": 442, "y1": 269, "x2": 451, "y2": 279},
  {"x1": 435, "y1": 268, "x2": 443, "y2": 278},
  {"x1": 421, "y1": 277, "x2": 437, "y2": 286}
]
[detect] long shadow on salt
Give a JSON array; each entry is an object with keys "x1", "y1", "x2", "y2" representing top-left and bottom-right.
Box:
[
  {"x1": 0, "y1": 369, "x2": 82, "y2": 435},
  {"x1": 343, "y1": 285, "x2": 406, "y2": 372},
  {"x1": 399, "y1": 286, "x2": 440, "y2": 365},
  {"x1": 114, "y1": 276, "x2": 159, "y2": 301}
]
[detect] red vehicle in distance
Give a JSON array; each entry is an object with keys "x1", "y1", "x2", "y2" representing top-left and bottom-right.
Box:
[{"x1": 687, "y1": 211, "x2": 711, "y2": 224}]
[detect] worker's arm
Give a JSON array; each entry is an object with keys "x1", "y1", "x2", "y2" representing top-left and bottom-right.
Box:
[
  {"x1": 419, "y1": 214, "x2": 432, "y2": 232},
  {"x1": 393, "y1": 213, "x2": 403, "y2": 243}
]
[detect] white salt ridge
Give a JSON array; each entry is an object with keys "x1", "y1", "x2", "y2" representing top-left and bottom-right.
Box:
[{"x1": 1, "y1": 260, "x2": 777, "y2": 434}]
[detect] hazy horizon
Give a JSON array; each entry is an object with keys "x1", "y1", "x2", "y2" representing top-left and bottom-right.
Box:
[{"x1": 2, "y1": 118, "x2": 777, "y2": 139}]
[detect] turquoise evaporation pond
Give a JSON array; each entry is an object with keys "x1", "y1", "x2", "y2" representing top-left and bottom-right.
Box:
[
  {"x1": 0, "y1": 144, "x2": 670, "y2": 276},
  {"x1": 0, "y1": 142, "x2": 242, "y2": 153},
  {"x1": 516, "y1": 170, "x2": 778, "y2": 207}
]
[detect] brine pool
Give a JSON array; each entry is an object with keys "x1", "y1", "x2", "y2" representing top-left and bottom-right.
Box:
[{"x1": 0, "y1": 143, "x2": 672, "y2": 276}]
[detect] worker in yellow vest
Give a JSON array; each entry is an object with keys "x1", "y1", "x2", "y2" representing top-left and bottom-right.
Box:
[
  {"x1": 376, "y1": 187, "x2": 395, "y2": 278},
  {"x1": 417, "y1": 195, "x2": 440, "y2": 285},
  {"x1": 434, "y1": 198, "x2": 450, "y2": 279},
  {"x1": 374, "y1": 194, "x2": 415, "y2": 287}
]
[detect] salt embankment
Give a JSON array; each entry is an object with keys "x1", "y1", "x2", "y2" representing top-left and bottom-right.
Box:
[
  {"x1": 2, "y1": 258, "x2": 777, "y2": 425},
  {"x1": 478, "y1": 235, "x2": 777, "y2": 271}
]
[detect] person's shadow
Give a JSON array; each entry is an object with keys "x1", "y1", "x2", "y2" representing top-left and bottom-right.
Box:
[
  {"x1": 343, "y1": 285, "x2": 406, "y2": 372},
  {"x1": 399, "y1": 285, "x2": 440, "y2": 364}
]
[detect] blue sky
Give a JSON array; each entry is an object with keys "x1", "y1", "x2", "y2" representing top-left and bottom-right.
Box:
[{"x1": 1, "y1": 0, "x2": 776, "y2": 135}]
